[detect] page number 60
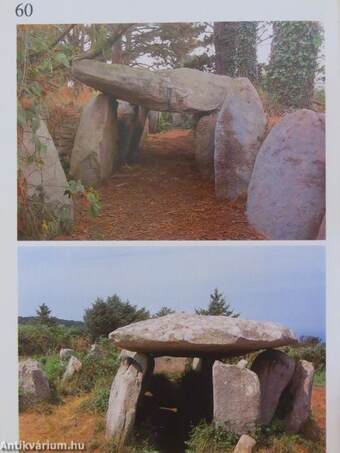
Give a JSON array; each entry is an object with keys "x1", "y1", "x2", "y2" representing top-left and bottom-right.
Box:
[{"x1": 15, "y1": 3, "x2": 33, "y2": 17}]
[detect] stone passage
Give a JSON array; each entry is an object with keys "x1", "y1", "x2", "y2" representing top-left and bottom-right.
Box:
[
  {"x1": 103, "y1": 314, "x2": 314, "y2": 450},
  {"x1": 67, "y1": 60, "x2": 325, "y2": 239},
  {"x1": 71, "y1": 60, "x2": 267, "y2": 200}
]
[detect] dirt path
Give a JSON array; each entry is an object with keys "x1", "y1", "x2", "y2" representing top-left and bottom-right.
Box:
[{"x1": 59, "y1": 129, "x2": 263, "y2": 241}]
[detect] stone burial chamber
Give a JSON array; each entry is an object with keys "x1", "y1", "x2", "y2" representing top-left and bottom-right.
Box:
[
  {"x1": 68, "y1": 59, "x2": 325, "y2": 240},
  {"x1": 104, "y1": 313, "x2": 315, "y2": 450}
]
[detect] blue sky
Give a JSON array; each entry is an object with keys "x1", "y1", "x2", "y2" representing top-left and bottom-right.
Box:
[{"x1": 18, "y1": 244, "x2": 325, "y2": 340}]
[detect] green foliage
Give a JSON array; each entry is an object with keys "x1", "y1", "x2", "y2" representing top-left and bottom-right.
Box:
[
  {"x1": 84, "y1": 295, "x2": 150, "y2": 341},
  {"x1": 153, "y1": 306, "x2": 175, "y2": 317},
  {"x1": 213, "y1": 22, "x2": 258, "y2": 81},
  {"x1": 185, "y1": 421, "x2": 238, "y2": 452},
  {"x1": 314, "y1": 368, "x2": 326, "y2": 387},
  {"x1": 36, "y1": 303, "x2": 55, "y2": 326},
  {"x1": 18, "y1": 323, "x2": 84, "y2": 356},
  {"x1": 195, "y1": 288, "x2": 240, "y2": 317},
  {"x1": 39, "y1": 354, "x2": 65, "y2": 387},
  {"x1": 60, "y1": 338, "x2": 119, "y2": 394},
  {"x1": 283, "y1": 342, "x2": 326, "y2": 372},
  {"x1": 266, "y1": 21, "x2": 323, "y2": 108}
]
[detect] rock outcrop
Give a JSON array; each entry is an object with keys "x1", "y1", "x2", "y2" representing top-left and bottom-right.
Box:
[
  {"x1": 213, "y1": 361, "x2": 260, "y2": 434},
  {"x1": 106, "y1": 351, "x2": 152, "y2": 448},
  {"x1": 251, "y1": 349, "x2": 295, "y2": 425},
  {"x1": 19, "y1": 359, "x2": 51, "y2": 405},
  {"x1": 70, "y1": 93, "x2": 119, "y2": 186},
  {"x1": 214, "y1": 78, "x2": 267, "y2": 199},
  {"x1": 246, "y1": 110, "x2": 325, "y2": 239},
  {"x1": 18, "y1": 119, "x2": 74, "y2": 233},
  {"x1": 109, "y1": 313, "x2": 297, "y2": 357}
]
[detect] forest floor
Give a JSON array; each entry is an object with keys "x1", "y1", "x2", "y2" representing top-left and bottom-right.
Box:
[
  {"x1": 58, "y1": 129, "x2": 264, "y2": 241},
  {"x1": 19, "y1": 387, "x2": 325, "y2": 453}
]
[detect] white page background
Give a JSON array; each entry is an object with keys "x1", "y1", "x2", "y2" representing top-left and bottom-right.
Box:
[{"x1": 0, "y1": 0, "x2": 338, "y2": 450}]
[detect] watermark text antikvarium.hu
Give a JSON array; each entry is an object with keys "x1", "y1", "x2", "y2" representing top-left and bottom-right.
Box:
[{"x1": 0, "y1": 441, "x2": 85, "y2": 451}]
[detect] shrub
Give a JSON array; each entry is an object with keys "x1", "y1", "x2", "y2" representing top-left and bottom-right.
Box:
[
  {"x1": 60, "y1": 337, "x2": 119, "y2": 394},
  {"x1": 18, "y1": 323, "x2": 86, "y2": 356}
]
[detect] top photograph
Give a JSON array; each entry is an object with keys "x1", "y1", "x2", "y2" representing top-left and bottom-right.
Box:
[{"x1": 17, "y1": 21, "x2": 325, "y2": 241}]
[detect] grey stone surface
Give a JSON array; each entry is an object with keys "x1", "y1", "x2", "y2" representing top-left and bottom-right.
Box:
[
  {"x1": 18, "y1": 118, "x2": 74, "y2": 232},
  {"x1": 62, "y1": 356, "x2": 82, "y2": 381},
  {"x1": 148, "y1": 111, "x2": 161, "y2": 133},
  {"x1": 214, "y1": 78, "x2": 267, "y2": 200},
  {"x1": 59, "y1": 348, "x2": 74, "y2": 361},
  {"x1": 70, "y1": 93, "x2": 118, "y2": 186},
  {"x1": 195, "y1": 112, "x2": 217, "y2": 180},
  {"x1": 233, "y1": 434, "x2": 256, "y2": 453},
  {"x1": 19, "y1": 359, "x2": 51, "y2": 405},
  {"x1": 251, "y1": 349, "x2": 295, "y2": 425},
  {"x1": 117, "y1": 101, "x2": 147, "y2": 163},
  {"x1": 109, "y1": 313, "x2": 297, "y2": 357},
  {"x1": 72, "y1": 60, "x2": 235, "y2": 114},
  {"x1": 106, "y1": 351, "x2": 151, "y2": 448},
  {"x1": 246, "y1": 110, "x2": 325, "y2": 239},
  {"x1": 213, "y1": 361, "x2": 260, "y2": 434},
  {"x1": 282, "y1": 360, "x2": 315, "y2": 433}
]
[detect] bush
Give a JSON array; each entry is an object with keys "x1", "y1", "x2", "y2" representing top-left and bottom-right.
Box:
[
  {"x1": 283, "y1": 342, "x2": 326, "y2": 372},
  {"x1": 60, "y1": 337, "x2": 119, "y2": 394},
  {"x1": 84, "y1": 295, "x2": 149, "y2": 341},
  {"x1": 18, "y1": 323, "x2": 86, "y2": 356}
]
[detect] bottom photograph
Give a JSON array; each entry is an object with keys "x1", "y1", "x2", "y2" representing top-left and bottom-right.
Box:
[{"x1": 18, "y1": 245, "x2": 325, "y2": 453}]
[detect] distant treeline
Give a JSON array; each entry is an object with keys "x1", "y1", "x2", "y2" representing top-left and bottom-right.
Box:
[{"x1": 18, "y1": 316, "x2": 84, "y2": 329}]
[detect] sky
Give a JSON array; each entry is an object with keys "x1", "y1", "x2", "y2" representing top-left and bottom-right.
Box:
[{"x1": 18, "y1": 244, "x2": 325, "y2": 340}]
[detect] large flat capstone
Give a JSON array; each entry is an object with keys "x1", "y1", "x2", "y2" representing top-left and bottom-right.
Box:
[
  {"x1": 72, "y1": 60, "x2": 234, "y2": 114},
  {"x1": 109, "y1": 313, "x2": 297, "y2": 357}
]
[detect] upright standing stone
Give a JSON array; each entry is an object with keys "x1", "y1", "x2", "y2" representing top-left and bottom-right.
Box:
[
  {"x1": 62, "y1": 356, "x2": 82, "y2": 381},
  {"x1": 106, "y1": 351, "x2": 152, "y2": 448},
  {"x1": 251, "y1": 350, "x2": 295, "y2": 425},
  {"x1": 213, "y1": 361, "x2": 260, "y2": 434},
  {"x1": 19, "y1": 359, "x2": 51, "y2": 406},
  {"x1": 214, "y1": 78, "x2": 267, "y2": 200},
  {"x1": 70, "y1": 93, "x2": 118, "y2": 186},
  {"x1": 18, "y1": 119, "x2": 74, "y2": 234},
  {"x1": 59, "y1": 348, "x2": 74, "y2": 361},
  {"x1": 282, "y1": 360, "x2": 315, "y2": 433},
  {"x1": 117, "y1": 101, "x2": 147, "y2": 163},
  {"x1": 246, "y1": 110, "x2": 325, "y2": 239},
  {"x1": 148, "y1": 111, "x2": 161, "y2": 133},
  {"x1": 195, "y1": 112, "x2": 217, "y2": 180},
  {"x1": 233, "y1": 434, "x2": 256, "y2": 453}
]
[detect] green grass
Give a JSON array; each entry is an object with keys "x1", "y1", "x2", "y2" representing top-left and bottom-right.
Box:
[{"x1": 314, "y1": 368, "x2": 325, "y2": 387}]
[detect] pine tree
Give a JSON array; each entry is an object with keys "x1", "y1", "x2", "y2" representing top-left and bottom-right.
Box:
[
  {"x1": 153, "y1": 306, "x2": 175, "y2": 317},
  {"x1": 36, "y1": 303, "x2": 54, "y2": 325},
  {"x1": 195, "y1": 288, "x2": 240, "y2": 317}
]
